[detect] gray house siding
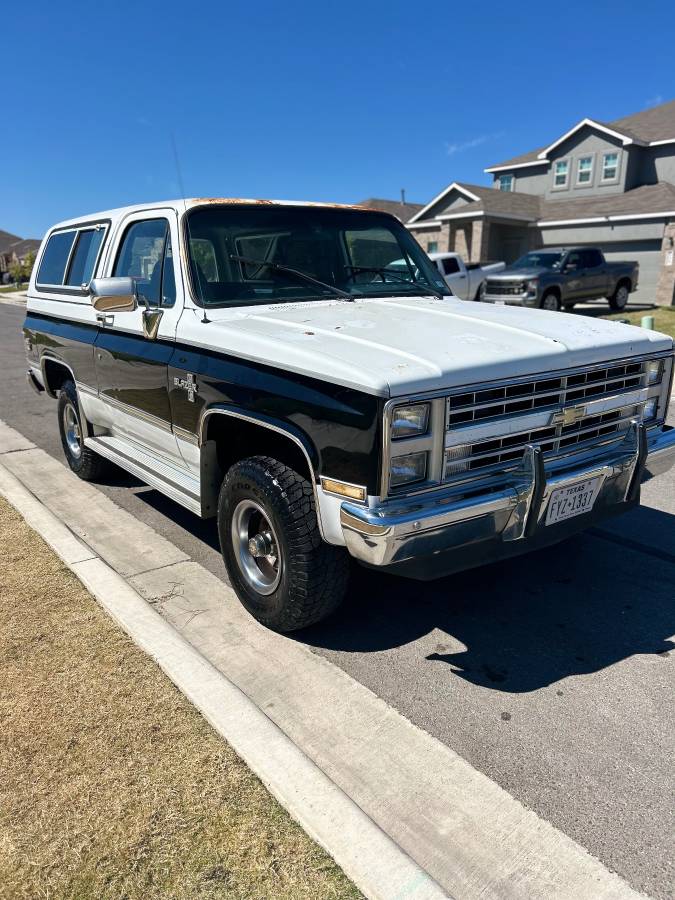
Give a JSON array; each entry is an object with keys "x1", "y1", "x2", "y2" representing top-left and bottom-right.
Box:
[
  {"x1": 494, "y1": 164, "x2": 549, "y2": 196},
  {"x1": 542, "y1": 128, "x2": 627, "y2": 200}
]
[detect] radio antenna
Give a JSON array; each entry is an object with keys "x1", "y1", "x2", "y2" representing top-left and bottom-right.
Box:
[{"x1": 170, "y1": 132, "x2": 210, "y2": 323}]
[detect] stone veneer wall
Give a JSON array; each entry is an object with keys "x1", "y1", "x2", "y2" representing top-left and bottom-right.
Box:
[{"x1": 655, "y1": 222, "x2": 675, "y2": 307}]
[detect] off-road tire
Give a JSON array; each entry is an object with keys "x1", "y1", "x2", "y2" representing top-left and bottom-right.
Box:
[
  {"x1": 609, "y1": 281, "x2": 630, "y2": 311},
  {"x1": 541, "y1": 291, "x2": 562, "y2": 312},
  {"x1": 57, "y1": 380, "x2": 108, "y2": 480},
  {"x1": 218, "y1": 456, "x2": 349, "y2": 632}
]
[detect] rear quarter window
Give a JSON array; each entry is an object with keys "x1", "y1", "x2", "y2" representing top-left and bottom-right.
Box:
[
  {"x1": 36, "y1": 223, "x2": 108, "y2": 289},
  {"x1": 37, "y1": 230, "x2": 76, "y2": 285}
]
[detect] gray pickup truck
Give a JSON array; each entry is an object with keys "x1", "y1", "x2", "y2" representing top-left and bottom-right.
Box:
[{"x1": 482, "y1": 247, "x2": 639, "y2": 312}]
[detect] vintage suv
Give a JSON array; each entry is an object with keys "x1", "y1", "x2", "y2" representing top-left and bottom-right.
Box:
[{"x1": 23, "y1": 199, "x2": 675, "y2": 631}]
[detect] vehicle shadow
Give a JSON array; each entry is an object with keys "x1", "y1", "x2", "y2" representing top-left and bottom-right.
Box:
[
  {"x1": 132, "y1": 487, "x2": 222, "y2": 551},
  {"x1": 300, "y1": 504, "x2": 675, "y2": 693}
]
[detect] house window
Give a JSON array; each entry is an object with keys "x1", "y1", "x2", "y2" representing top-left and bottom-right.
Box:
[
  {"x1": 498, "y1": 174, "x2": 514, "y2": 192},
  {"x1": 576, "y1": 156, "x2": 593, "y2": 185},
  {"x1": 427, "y1": 241, "x2": 438, "y2": 253},
  {"x1": 602, "y1": 152, "x2": 619, "y2": 181},
  {"x1": 553, "y1": 160, "x2": 569, "y2": 188}
]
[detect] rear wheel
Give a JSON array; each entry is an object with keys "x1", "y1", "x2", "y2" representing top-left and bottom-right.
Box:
[
  {"x1": 57, "y1": 380, "x2": 108, "y2": 480},
  {"x1": 609, "y1": 282, "x2": 629, "y2": 311},
  {"x1": 541, "y1": 291, "x2": 561, "y2": 312},
  {"x1": 218, "y1": 456, "x2": 349, "y2": 632}
]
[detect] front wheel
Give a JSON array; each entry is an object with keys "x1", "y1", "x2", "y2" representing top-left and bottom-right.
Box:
[
  {"x1": 57, "y1": 380, "x2": 108, "y2": 480},
  {"x1": 540, "y1": 291, "x2": 561, "y2": 312},
  {"x1": 609, "y1": 282, "x2": 629, "y2": 311},
  {"x1": 218, "y1": 456, "x2": 349, "y2": 632}
]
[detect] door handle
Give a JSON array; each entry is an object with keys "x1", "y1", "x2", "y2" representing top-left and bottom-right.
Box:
[{"x1": 96, "y1": 313, "x2": 114, "y2": 327}]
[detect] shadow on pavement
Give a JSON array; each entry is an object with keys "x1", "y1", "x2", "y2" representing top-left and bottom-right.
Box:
[{"x1": 300, "y1": 504, "x2": 675, "y2": 693}]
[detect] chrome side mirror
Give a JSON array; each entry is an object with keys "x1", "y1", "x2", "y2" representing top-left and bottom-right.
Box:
[{"x1": 90, "y1": 277, "x2": 138, "y2": 312}]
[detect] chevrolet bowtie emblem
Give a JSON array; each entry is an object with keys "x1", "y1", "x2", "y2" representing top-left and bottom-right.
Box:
[{"x1": 551, "y1": 405, "x2": 586, "y2": 427}]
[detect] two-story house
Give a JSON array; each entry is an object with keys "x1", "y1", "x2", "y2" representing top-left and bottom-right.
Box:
[{"x1": 407, "y1": 98, "x2": 675, "y2": 305}]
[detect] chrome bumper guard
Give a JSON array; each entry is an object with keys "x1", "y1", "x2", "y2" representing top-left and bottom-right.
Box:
[{"x1": 340, "y1": 422, "x2": 675, "y2": 568}]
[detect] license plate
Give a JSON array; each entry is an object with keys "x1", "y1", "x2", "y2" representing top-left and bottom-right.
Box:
[{"x1": 545, "y1": 476, "x2": 603, "y2": 526}]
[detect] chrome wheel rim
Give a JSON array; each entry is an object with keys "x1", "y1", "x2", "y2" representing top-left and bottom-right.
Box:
[
  {"x1": 542, "y1": 295, "x2": 559, "y2": 311},
  {"x1": 231, "y1": 499, "x2": 282, "y2": 595},
  {"x1": 616, "y1": 286, "x2": 628, "y2": 308},
  {"x1": 63, "y1": 403, "x2": 82, "y2": 459}
]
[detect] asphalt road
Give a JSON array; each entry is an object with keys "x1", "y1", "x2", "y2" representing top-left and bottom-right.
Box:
[{"x1": 2, "y1": 302, "x2": 673, "y2": 898}]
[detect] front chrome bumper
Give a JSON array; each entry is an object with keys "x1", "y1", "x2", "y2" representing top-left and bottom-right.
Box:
[
  {"x1": 482, "y1": 291, "x2": 537, "y2": 306},
  {"x1": 340, "y1": 423, "x2": 675, "y2": 574}
]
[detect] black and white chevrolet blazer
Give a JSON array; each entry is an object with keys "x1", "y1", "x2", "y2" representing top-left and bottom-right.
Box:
[{"x1": 24, "y1": 199, "x2": 675, "y2": 630}]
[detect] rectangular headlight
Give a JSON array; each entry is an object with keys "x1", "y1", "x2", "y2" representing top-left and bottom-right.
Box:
[
  {"x1": 646, "y1": 359, "x2": 663, "y2": 385},
  {"x1": 390, "y1": 451, "x2": 427, "y2": 488},
  {"x1": 391, "y1": 403, "x2": 430, "y2": 439}
]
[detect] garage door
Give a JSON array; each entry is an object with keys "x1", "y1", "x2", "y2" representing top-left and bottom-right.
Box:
[{"x1": 599, "y1": 240, "x2": 662, "y2": 304}]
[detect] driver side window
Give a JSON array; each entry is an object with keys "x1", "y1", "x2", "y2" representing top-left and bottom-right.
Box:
[{"x1": 114, "y1": 218, "x2": 173, "y2": 307}]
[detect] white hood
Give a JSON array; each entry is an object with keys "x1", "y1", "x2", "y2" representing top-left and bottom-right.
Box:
[{"x1": 183, "y1": 296, "x2": 672, "y2": 397}]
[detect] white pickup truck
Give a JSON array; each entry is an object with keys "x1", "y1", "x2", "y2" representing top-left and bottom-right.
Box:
[{"x1": 429, "y1": 252, "x2": 505, "y2": 301}]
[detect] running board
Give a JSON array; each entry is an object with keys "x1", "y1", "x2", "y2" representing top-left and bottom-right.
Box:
[{"x1": 85, "y1": 436, "x2": 202, "y2": 516}]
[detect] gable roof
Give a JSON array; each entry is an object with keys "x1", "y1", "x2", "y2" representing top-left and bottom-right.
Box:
[
  {"x1": 408, "y1": 181, "x2": 675, "y2": 229},
  {"x1": 408, "y1": 182, "x2": 542, "y2": 225},
  {"x1": 357, "y1": 197, "x2": 424, "y2": 222},
  {"x1": 485, "y1": 98, "x2": 675, "y2": 172},
  {"x1": 407, "y1": 182, "x2": 491, "y2": 224}
]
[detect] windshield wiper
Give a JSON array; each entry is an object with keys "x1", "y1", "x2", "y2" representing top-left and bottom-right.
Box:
[
  {"x1": 344, "y1": 265, "x2": 444, "y2": 299},
  {"x1": 230, "y1": 254, "x2": 353, "y2": 301}
]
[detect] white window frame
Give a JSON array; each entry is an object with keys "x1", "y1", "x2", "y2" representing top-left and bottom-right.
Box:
[
  {"x1": 498, "y1": 174, "x2": 514, "y2": 192},
  {"x1": 552, "y1": 158, "x2": 569, "y2": 189},
  {"x1": 576, "y1": 155, "x2": 594, "y2": 186},
  {"x1": 601, "y1": 151, "x2": 620, "y2": 183}
]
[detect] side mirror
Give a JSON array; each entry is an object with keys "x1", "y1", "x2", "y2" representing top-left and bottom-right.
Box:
[{"x1": 90, "y1": 277, "x2": 137, "y2": 312}]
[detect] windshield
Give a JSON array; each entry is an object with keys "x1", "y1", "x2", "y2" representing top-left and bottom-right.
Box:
[
  {"x1": 512, "y1": 251, "x2": 564, "y2": 270},
  {"x1": 185, "y1": 206, "x2": 449, "y2": 307}
]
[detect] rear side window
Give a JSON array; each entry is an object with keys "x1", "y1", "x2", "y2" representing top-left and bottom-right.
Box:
[
  {"x1": 37, "y1": 230, "x2": 76, "y2": 285},
  {"x1": 37, "y1": 223, "x2": 108, "y2": 288},
  {"x1": 66, "y1": 228, "x2": 106, "y2": 286},
  {"x1": 442, "y1": 257, "x2": 460, "y2": 275}
]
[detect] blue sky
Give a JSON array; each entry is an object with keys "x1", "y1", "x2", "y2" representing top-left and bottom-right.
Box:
[{"x1": 3, "y1": 0, "x2": 669, "y2": 238}]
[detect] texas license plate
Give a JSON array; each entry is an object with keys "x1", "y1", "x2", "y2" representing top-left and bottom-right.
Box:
[{"x1": 545, "y1": 476, "x2": 602, "y2": 526}]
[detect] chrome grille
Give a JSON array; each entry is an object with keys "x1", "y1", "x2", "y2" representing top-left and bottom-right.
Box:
[
  {"x1": 445, "y1": 405, "x2": 641, "y2": 477},
  {"x1": 485, "y1": 280, "x2": 525, "y2": 295},
  {"x1": 447, "y1": 362, "x2": 643, "y2": 427},
  {"x1": 442, "y1": 358, "x2": 656, "y2": 483}
]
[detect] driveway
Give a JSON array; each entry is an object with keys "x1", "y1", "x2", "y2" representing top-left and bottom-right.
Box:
[{"x1": 2, "y1": 302, "x2": 673, "y2": 899}]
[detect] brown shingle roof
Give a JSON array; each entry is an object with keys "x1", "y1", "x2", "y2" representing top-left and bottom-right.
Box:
[
  {"x1": 357, "y1": 197, "x2": 424, "y2": 222},
  {"x1": 487, "y1": 98, "x2": 675, "y2": 170},
  {"x1": 536, "y1": 181, "x2": 675, "y2": 222},
  {"x1": 609, "y1": 99, "x2": 675, "y2": 143}
]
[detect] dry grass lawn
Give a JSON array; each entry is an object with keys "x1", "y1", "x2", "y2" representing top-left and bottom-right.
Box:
[{"x1": 0, "y1": 497, "x2": 361, "y2": 900}]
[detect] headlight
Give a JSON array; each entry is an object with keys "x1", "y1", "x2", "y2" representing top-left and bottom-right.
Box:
[
  {"x1": 643, "y1": 397, "x2": 658, "y2": 421},
  {"x1": 391, "y1": 403, "x2": 430, "y2": 439},
  {"x1": 526, "y1": 279, "x2": 539, "y2": 293},
  {"x1": 646, "y1": 359, "x2": 664, "y2": 385},
  {"x1": 390, "y1": 451, "x2": 427, "y2": 487}
]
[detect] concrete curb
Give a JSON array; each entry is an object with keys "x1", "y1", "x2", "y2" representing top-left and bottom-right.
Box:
[{"x1": 0, "y1": 463, "x2": 447, "y2": 900}]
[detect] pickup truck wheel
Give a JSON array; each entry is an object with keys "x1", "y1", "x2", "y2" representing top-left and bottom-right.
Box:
[
  {"x1": 609, "y1": 283, "x2": 629, "y2": 310},
  {"x1": 541, "y1": 291, "x2": 561, "y2": 311},
  {"x1": 57, "y1": 380, "x2": 108, "y2": 481},
  {"x1": 218, "y1": 456, "x2": 349, "y2": 632}
]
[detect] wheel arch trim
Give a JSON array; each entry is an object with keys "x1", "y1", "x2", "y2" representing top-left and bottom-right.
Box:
[{"x1": 198, "y1": 405, "x2": 331, "y2": 543}]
